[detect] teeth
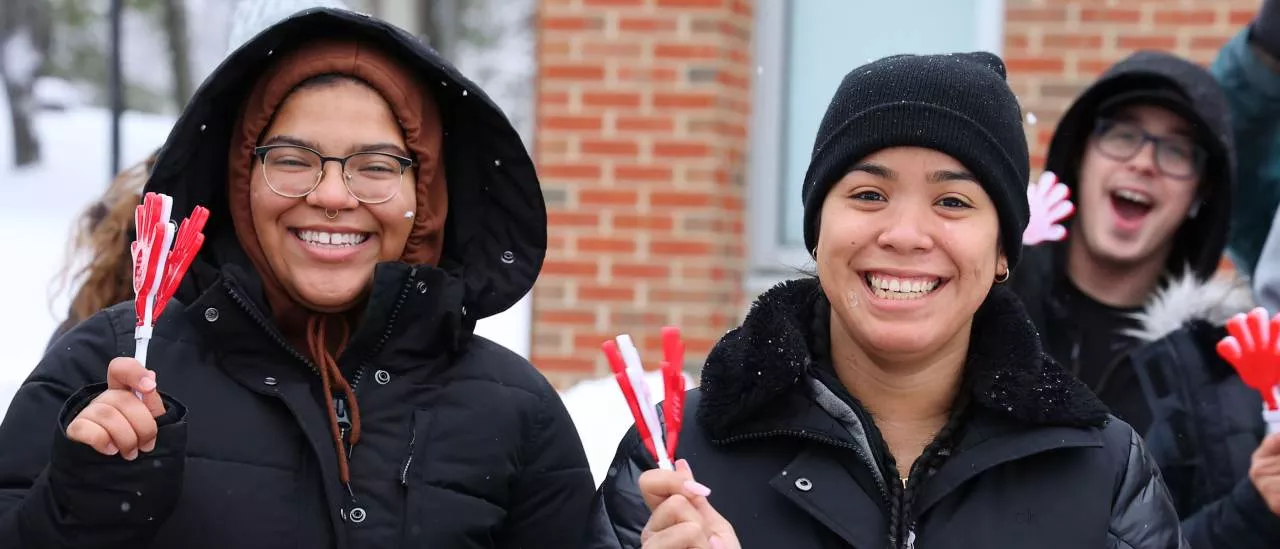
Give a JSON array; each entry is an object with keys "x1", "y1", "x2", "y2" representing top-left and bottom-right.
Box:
[
  {"x1": 1114, "y1": 189, "x2": 1152, "y2": 205},
  {"x1": 865, "y1": 273, "x2": 941, "y2": 300},
  {"x1": 296, "y1": 230, "x2": 369, "y2": 247}
]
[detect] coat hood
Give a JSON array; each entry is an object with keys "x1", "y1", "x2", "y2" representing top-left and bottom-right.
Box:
[
  {"x1": 143, "y1": 7, "x2": 545, "y2": 320},
  {"x1": 1123, "y1": 268, "x2": 1254, "y2": 343},
  {"x1": 1045, "y1": 51, "x2": 1236, "y2": 281}
]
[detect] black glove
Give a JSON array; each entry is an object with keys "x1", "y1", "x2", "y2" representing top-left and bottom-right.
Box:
[{"x1": 1252, "y1": 0, "x2": 1280, "y2": 60}]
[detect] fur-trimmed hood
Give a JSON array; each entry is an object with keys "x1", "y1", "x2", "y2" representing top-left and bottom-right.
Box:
[
  {"x1": 696, "y1": 278, "x2": 1110, "y2": 440},
  {"x1": 1124, "y1": 268, "x2": 1254, "y2": 343}
]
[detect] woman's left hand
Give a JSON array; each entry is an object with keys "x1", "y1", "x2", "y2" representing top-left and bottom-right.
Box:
[{"x1": 638, "y1": 459, "x2": 741, "y2": 549}]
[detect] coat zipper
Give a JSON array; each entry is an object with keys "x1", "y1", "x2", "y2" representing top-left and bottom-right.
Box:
[
  {"x1": 332, "y1": 268, "x2": 416, "y2": 472},
  {"x1": 224, "y1": 281, "x2": 318, "y2": 374},
  {"x1": 346, "y1": 265, "x2": 416, "y2": 415},
  {"x1": 224, "y1": 267, "x2": 418, "y2": 502},
  {"x1": 400, "y1": 421, "x2": 417, "y2": 485}
]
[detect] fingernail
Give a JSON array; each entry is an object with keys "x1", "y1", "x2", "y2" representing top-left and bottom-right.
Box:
[
  {"x1": 124, "y1": 449, "x2": 138, "y2": 461},
  {"x1": 683, "y1": 480, "x2": 711, "y2": 497},
  {"x1": 710, "y1": 535, "x2": 726, "y2": 549},
  {"x1": 104, "y1": 443, "x2": 118, "y2": 455},
  {"x1": 138, "y1": 376, "x2": 156, "y2": 392},
  {"x1": 141, "y1": 439, "x2": 156, "y2": 453}
]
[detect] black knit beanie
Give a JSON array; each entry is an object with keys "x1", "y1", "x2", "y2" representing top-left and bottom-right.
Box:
[{"x1": 801, "y1": 52, "x2": 1031, "y2": 270}]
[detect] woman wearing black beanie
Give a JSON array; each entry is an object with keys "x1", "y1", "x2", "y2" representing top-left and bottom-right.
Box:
[{"x1": 583, "y1": 52, "x2": 1185, "y2": 549}]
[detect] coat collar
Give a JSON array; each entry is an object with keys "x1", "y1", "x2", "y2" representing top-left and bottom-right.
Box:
[
  {"x1": 180, "y1": 254, "x2": 471, "y2": 374},
  {"x1": 696, "y1": 278, "x2": 1110, "y2": 441}
]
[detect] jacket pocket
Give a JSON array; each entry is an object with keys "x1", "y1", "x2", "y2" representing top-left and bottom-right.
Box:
[
  {"x1": 401, "y1": 409, "x2": 507, "y2": 548},
  {"x1": 400, "y1": 410, "x2": 422, "y2": 486}
]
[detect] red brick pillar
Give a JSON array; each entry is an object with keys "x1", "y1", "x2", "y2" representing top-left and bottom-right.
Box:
[
  {"x1": 1004, "y1": 0, "x2": 1258, "y2": 274},
  {"x1": 533, "y1": 0, "x2": 753, "y2": 388}
]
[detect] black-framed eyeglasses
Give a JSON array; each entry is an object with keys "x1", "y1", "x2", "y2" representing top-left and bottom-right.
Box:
[
  {"x1": 252, "y1": 144, "x2": 415, "y2": 204},
  {"x1": 1091, "y1": 118, "x2": 1205, "y2": 180}
]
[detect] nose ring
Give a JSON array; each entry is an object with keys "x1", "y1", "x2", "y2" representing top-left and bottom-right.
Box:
[{"x1": 325, "y1": 209, "x2": 338, "y2": 220}]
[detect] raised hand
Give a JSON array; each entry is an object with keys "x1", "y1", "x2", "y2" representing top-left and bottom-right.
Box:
[
  {"x1": 639, "y1": 459, "x2": 740, "y2": 549},
  {"x1": 66, "y1": 357, "x2": 166, "y2": 460},
  {"x1": 1250, "y1": 434, "x2": 1280, "y2": 517},
  {"x1": 1023, "y1": 171, "x2": 1074, "y2": 245}
]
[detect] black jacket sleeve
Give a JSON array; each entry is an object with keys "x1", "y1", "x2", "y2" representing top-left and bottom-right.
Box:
[
  {"x1": 1180, "y1": 476, "x2": 1280, "y2": 549},
  {"x1": 1107, "y1": 426, "x2": 1189, "y2": 549},
  {"x1": 581, "y1": 426, "x2": 652, "y2": 549},
  {"x1": 0, "y1": 311, "x2": 188, "y2": 549},
  {"x1": 496, "y1": 379, "x2": 595, "y2": 549}
]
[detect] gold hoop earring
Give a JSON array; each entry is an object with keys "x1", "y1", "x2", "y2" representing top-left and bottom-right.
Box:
[
  {"x1": 994, "y1": 270, "x2": 1010, "y2": 284},
  {"x1": 325, "y1": 209, "x2": 338, "y2": 220}
]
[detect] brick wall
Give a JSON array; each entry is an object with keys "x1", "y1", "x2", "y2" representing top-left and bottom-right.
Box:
[
  {"x1": 1004, "y1": 0, "x2": 1259, "y2": 273},
  {"x1": 533, "y1": 0, "x2": 753, "y2": 388}
]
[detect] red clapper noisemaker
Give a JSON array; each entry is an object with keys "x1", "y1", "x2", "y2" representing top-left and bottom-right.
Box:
[
  {"x1": 601, "y1": 327, "x2": 687, "y2": 471},
  {"x1": 1216, "y1": 307, "x2": 1280, "y2": 434},
  {"x1": 131, "y1": 192, "x2": 209, "y2": 395}
]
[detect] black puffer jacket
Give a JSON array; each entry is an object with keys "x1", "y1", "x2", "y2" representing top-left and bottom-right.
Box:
[
  {"x1": 584, "y1": 279, "x2": 1185, "y2": 549},
  {"x1": 1120, "y1": 275, "x2": 1280, "y2": 548},
  {"x1": 0, "y1": 8, "x2": 592, "y2": 549},
  {"x1": 1012, "y1": 51, "x2": 1280, "y2": 549}
]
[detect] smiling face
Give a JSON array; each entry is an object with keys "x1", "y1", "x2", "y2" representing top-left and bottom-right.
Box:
[
  {"x1": 1072, "y1": 104, "x2": 1202, "y2": 271},
  {"x1": 250, "y1": 78, "x2": 417, "y2": 312},
  {"x1": 815, "y1": 147, "x2": 1005, "y2": 360}
]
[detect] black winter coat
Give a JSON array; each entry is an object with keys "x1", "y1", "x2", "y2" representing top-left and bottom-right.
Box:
[
  {"x1": 1015, "y1": 256, "x2": 1280, "y2": 548},
  {"x1": 0, "y1": 8, "x2": 593, "y2": 549},
  {"x1": 584, "y1": 279, "x2": 1186, "y2": 549}
]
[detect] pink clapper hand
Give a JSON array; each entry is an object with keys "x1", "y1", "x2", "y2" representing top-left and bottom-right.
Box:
[
  {"x1": 1022, "y1": 171, "x2": 1074, "y2": 245},
  {"x1": 1216, "y1": 307, "x2": 1280, "y2": 433}
]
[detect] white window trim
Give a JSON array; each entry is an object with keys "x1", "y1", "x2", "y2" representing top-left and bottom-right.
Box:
[{"x1": 745, "y1": 0, "x2": 1004, "y2": 295}]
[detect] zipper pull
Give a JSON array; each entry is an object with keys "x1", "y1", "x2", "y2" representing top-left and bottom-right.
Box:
[{"x1": 334, "y1": 395, "x2": 352, "y2": 445}]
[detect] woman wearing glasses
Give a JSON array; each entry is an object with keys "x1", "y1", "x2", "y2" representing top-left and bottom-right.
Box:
[{"x1": 0, "y1": 7, "x2": 592, "y2": 549}]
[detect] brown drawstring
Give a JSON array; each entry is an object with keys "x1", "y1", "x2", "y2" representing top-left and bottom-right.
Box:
[{"x1": 306, "y1": 314, "x2": 362, "y2": 485}]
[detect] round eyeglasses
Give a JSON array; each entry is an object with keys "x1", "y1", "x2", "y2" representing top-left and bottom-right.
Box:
[
  {"x1": 253, "y1": 144, "x2": 415, "y2": 204},
  {"x1": 1091, "y1": 118, "x2": 1205, "y2": 181}
]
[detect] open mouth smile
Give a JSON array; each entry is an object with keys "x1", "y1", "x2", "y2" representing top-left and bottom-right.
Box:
[{"x1": 861, "y1": 272, "x2": 946, "y2": 300}]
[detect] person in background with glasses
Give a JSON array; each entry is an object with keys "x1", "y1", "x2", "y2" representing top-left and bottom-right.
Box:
[
  {"x1": 1011, "y1": 50, "x2": 1280, "y2": 547},
  {"x1": 0, "y1": 6, "x2": 593, "y2": 549}
]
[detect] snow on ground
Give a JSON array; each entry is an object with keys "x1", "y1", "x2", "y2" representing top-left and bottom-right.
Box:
[{"x1": 0, "y1": 98, "x2": 175, "y2": 413}]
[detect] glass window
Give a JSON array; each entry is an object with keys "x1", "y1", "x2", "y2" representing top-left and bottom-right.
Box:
[{"x1": 748, "y1": 0, "x2": 1004, "y2": 289}]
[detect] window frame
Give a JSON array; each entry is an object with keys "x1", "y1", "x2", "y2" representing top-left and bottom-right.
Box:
[{"x1": 745, "y1": 0, "x2": 1006, "y2": 294}]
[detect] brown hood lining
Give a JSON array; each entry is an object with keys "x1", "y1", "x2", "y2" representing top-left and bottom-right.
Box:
[{"x1": 225, "y1": 39, "x2": 447, "y2": 487}]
